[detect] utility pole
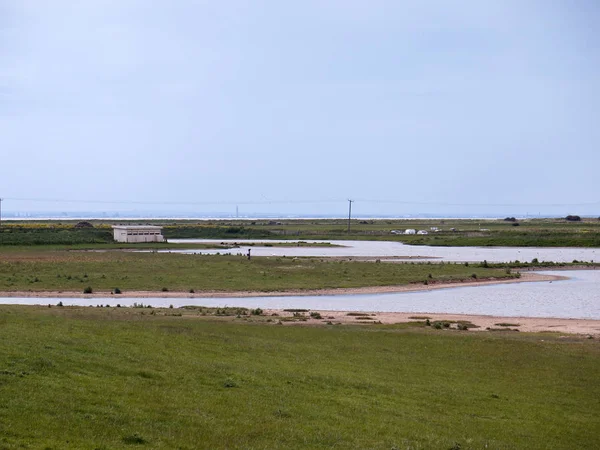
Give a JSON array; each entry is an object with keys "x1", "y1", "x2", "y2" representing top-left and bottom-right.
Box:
[
  {"x1": 347, "y1": 199, "x2": 354, "y2": 233},
  {"x1": 0, "y1": 198, "x2": 3, "y2": 243}
]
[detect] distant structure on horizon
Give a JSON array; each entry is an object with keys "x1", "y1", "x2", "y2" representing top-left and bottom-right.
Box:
[{"x1": 112, "y1": 225, "x2": 164, "y2": 243}]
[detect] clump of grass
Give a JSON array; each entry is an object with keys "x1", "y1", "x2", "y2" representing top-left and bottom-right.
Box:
[
  {"x1": 251, "y1": 308, "x2": 263, "y2": 316},
  {"x1": 309, "y1": 312, "x2": 322, "y2": 319},
  {"x1": 161, "y1": 287, "x2": 168, "y2": 292},
  {"x1": 223, "y1": 378, "x2": 237, "y2": 388},
  {"x1": 83, "y1": 286, "x2": 93, "y2": 294},
  {"x1": 122, "y1": 433, "x2": 147, "y2": 445},
  {"x1": 114, "y1": 287, "x2": 121, "y2": 294}
]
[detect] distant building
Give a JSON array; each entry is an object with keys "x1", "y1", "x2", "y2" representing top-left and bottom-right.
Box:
[
  {"x1": 404, "y1": 229, "x2": 416, "y2": 235},
  {"x1": 112, "y1": 225, "x2": 164, "y2": 243}
]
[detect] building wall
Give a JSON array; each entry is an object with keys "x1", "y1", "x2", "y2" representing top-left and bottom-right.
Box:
[
  {"x1": 113, "y1": 228, "x2": 164, "y2": 243},
  {"x1": 114, "y1": 229, "x2": 128, "y2": 242}
]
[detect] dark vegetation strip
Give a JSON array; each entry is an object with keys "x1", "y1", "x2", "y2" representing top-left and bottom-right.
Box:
[{"x1": 1, "y1": 218, "x2": 599, "y2": 247}]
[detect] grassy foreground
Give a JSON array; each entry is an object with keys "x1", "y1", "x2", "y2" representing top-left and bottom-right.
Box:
[
  {"x1": 0, "y1": 306, "x2": 599, "y2": 449},
  {"x1": 0, "y1": 250, "x2": 515, "y2": 293}
]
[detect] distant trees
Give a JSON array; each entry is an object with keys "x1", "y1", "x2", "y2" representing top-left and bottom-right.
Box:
[
  {"x1": 74, "y1": 221, "x2": 94, "y2": 228},
  {"x1": 565, "y1": 215, "x2": 582, "y2": 222},
  {"x1": 503, "y1": 217, "x2": 517, "y2": 222}
]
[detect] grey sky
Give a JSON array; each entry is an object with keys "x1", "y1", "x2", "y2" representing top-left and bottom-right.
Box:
[{"x1": 1, "y1": 1, "x2": 599, "y2": 217}]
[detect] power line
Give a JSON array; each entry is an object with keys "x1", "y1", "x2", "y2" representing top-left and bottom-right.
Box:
[
  {"x1": 2, "y1": 196, "x2": 598, "y2": 209},
  {"x1": 2, "y1": 197, "x2": 346, "y2": 206},
  {"x1": 355, "y1": 198, "x2": 600, "y2": 208}
]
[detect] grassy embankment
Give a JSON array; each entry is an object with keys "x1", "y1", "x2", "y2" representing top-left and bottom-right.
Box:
[
  {"x1": 0, "y1": 306, "x2": 599, "y2": 449},
  {"x1": 4, "y1": 218, "x2": 599, "y2": 247},
  {"x1": 0, "y1": 250, "x2": 515, "y2": 293}
]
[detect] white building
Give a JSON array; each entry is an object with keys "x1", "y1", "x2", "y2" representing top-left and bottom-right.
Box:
[
  {"x1": 404, "y1": 229, "x2": 416, "y2": 235},
  {"x1": 112, "y1": 225, "x2": 165, "y2": 243}
]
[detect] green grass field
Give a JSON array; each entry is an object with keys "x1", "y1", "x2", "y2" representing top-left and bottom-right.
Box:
[
  {"x1": 0, "y1": 250, "x2": 515, "y2": 293},
  {"x1": 0, "y1": 306, "x2": 598, "y2": 449}
]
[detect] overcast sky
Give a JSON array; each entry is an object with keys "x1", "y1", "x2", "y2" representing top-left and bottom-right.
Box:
[{"x1": 1, "y1": 1, "x2": 599, "y2": 217}]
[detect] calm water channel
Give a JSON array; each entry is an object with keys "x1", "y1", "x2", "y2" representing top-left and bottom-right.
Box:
[
  {"x1": 2, "y1": 270, "x2": 599, "y2": 319},
  {"x1": 167, "y1": 239, "x2": 599, "y2": 263}
]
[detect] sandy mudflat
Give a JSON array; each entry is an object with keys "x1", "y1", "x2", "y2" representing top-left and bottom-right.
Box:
[
  {"x1": 0, "y1": 272, "x2": 564, "y2": 299},
  {"x1": 266, "y1": 309, "x2": 600, "y2": 336}
]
